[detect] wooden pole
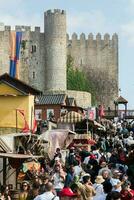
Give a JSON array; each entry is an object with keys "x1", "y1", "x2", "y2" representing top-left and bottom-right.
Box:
[
  {"x1": 3, "y1": 158, "x2": 6, "y2": 185},
  {"x1": 16, "y1": 109, "x2": 18, "y2": 133},
  {"x1": 31, "y1": 106, "x2": 33, "y2": 132}
]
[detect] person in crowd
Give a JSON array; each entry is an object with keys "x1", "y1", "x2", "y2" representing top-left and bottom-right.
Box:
[
  {"x1": 98, "y1": 162, "x2": 112, "y2": 177},
  {"x1": 77, "y1": 174, "x2": 96, "y2": 200},
  {"x1": 54, "y1": 148, "x2": 62, "y2": 160},
  {"x1": 51, "y1": 164, "x2": 65, "y2": 195},
  {"x1": 93, "y1": 181, "x2": 113, "y2": 200},
  {"x1": 39, "y1": 175, "x2": 50, "y2": 194},
  {"x1": 59, "y1": 187, "x2": 78, "y2": 200},
  {"x1": 101, "y1": 169, "x2": 111, "y2": 184},
  {"x1": 4, "y1": 119, "x2": 134, "y2": 200},
  {"x1": 34, "y1": 181, "x2": 59, "y2": 200},
  {"x1": 106, "y1": 191, "x2": 121, "y2": 200},
  {"x1": 93, "y1": 175, "x2": 105, "y2": 199},
  {"x1": 120, "y1": 182, "x2": 134, "y2": 200},
  {"x1": 19, "y1": 181, "x2": 30, "y2": 200},
  {"x1": 83, "y1": 163, "x2": 96, "y2": 183},
  {"x1": 65, "y1": 165, "x2": 75, "y2": 187},
  {"x1": 110, "y1": 170, "x2": 123, "y2": 192},
  {"x1": 109, "y1": 149, "x2": 119, "y2": 165},
  {"x1": 33, "y1": 175, "x2": 42, "y2": 185},
  {"x1": 27, "y1": 182, "x2": 40, "y2": 200},
  {"x1": 66, "y1": 147, "x2": 77, "y2": 169},
  {"x1": 0, "y1": 185, "x2": 11, "y2": 200},
  {"x1": 79, "y1": 146, "x2": 91, "y2": 162}
]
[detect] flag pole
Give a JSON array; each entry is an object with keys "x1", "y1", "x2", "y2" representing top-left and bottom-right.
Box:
[
  {"x1": 31, "y1": 106, "x2": 33, "y2": 133},
  {"x1": 86, "y1": 108, "x2": 89, "y2": 134},
  {"x1": 16, "y1": 109, "x2": 18, "y2": 133}
]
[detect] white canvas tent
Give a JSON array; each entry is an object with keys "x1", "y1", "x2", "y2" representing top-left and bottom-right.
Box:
[{"x1": 38, "y1": 129, "x2": 76, "y2": 159}]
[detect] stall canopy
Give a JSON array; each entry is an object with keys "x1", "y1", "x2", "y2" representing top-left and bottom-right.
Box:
[
  {"x1": 0, "y1": 152, "x2": 42, "y2": 159},
  {"x1": 38, "y1": 129, "x2": 76, "y2": 159},
  {"x1": 58, "y1": 111, "x2": 84, "y2": 123}
]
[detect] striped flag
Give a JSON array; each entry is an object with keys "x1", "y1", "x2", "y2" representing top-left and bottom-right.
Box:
[{"x1": 9, "y1": 31, "x2": 22, "y2": 79}]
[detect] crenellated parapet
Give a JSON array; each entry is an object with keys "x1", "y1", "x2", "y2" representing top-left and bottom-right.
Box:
[
  {"x1": 15, "y1": 25, "x2": 31, "y2": 31},
  {"x1": 67, "y1": 32, "x2": 118, "y2": 49},
  {"x1": 0, "y1": 25, "x2": 42, "y2": 34},
  {"x1": 45, "y1": 9, "x2": 66, "y2": 16}
]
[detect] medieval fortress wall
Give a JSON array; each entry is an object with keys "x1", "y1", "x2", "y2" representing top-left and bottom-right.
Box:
[
  {"x1": 67, "y1": 32, "x2": 118, "y2": 108},
  {"x1": 0, "y1": 9, "x2": 118, "y2": 108}
]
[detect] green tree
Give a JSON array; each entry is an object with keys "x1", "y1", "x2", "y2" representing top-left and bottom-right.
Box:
[{"x1": 67, "y1": 55, "x2": 96, "y2": 105}]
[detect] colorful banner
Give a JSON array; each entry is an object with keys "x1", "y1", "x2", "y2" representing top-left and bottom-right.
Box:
[
  {"x1": 17, "y1": 109, "x2": 30, "y2": 133},
  {"x1": 9, "y1": 31, "x2": 22, "y2": 79}
]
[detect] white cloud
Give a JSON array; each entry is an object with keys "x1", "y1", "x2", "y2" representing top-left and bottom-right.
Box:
[
  {"x1": 0, "y1": 11, "x2": 43, "y2": 31},
  {"x1": 0, "y1": 0, "x2": 23, "y2": 8},
  {"x1": 121, "y1": 21, "x2": 134, "y2": 45},
  {"x1": 129, "y1": 0, "x2": 134, "y2": 5},
  {"x1": 67, "y1": 10, "x2": 114, "y2": 37},
  {"x1": 0, "y1": 0, "x2": 44, "y2": 31},
  {"x1": 126, "y1": 0, "x2": 134, "y2": 14}
]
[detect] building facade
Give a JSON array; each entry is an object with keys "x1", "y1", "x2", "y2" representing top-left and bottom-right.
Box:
[{"x1": 0, "y1": 9, "x2": 118, "y2": 108}]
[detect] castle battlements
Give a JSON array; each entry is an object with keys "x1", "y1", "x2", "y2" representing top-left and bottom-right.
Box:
[
  {"x1": 0, "y1": 24, "x2": 41, "y2": 32},
  {"x1": 0, "y1": 9, "x2": 118, "y2": 109},
  {"x1": 45, "y1": 9, "x2": 66, "y2": 16},
  {"x1": 67, "y1": 32, "x2": 118, "y2": 41},
  {"x1": 67, "y1": 32, "x2": 118, "y2": 48}
]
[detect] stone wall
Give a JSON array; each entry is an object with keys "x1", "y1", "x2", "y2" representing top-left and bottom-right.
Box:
[
  {"x1": 0, "y1": 25, "x2": 45, "y2": 92},
  {"x1": 67, "y1": 33, "x2": 118, "y2": 109},
  {"x1": 0, "y1": 26, "x2": 11, "y2": 75},
  {"x1": 0, "y1": 10, "x2": 118, "y2": 109},
  {"x1": 67, "y1": 90, "x2": 91, "y2": 108}
]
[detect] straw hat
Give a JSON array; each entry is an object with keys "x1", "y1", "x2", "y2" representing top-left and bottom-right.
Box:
[{"x1": 95, "y1": 176, "x2": 105, "y2": 184}]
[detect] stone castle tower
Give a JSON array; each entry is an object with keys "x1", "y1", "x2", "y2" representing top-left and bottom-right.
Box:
[
  {"x1": 0, "y1": 9, "x2": 118, "y2": 108},
  {"x1": 44, "y1": 10, "x2": 66, "y2": 91}
]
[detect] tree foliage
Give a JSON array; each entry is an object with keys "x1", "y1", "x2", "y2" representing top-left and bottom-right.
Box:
[{"x1": 67, "y1": 55, "x2": 96, "y2": 105}]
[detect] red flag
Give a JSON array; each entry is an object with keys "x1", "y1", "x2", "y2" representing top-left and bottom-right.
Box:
[
  {"x1": 89, "y1": 111, "x2": 94, "y2": 120},
  {"x1": 17, "y1": 109, "x2": 30, "y2": 133},
  {"x1": 98, "y1": 105, "x2": 105, "y2": 118},
  {"x1": 32, "y1": 117, "x2": 37, "y2": 134}
]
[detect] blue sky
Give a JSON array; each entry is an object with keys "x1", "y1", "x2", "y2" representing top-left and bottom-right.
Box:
[{"x1": 0, "y1": 0, "x2": 134, "y2": 108}]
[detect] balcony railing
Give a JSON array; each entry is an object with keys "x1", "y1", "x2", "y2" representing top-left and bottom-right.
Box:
[{"x1": 104, "y1": 110, "x2": 134, "y2": 119}]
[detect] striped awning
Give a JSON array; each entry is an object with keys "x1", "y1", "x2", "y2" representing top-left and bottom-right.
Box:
[{"x1": 58, "y1": 111, "x2": 84, "y2": 123}]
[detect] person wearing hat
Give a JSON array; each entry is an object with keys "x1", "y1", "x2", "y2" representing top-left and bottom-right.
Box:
[
  {"x1": 93, "y1": 176, "x2": 104, "y2": 199},
  {"x1": 59, "y1": 187, "x2": 78, "y2": 200}
]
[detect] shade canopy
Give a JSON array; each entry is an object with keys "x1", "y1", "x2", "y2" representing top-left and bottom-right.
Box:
[
  {"x1": 58, "y1": 111, "x2": 84, "y2": 123},
  {"x1": 0, "y1": 152, "x2": 42, "y2": 159},
  {"x1": 114, "y1": 96, "x2": 128, "y2": 104}
]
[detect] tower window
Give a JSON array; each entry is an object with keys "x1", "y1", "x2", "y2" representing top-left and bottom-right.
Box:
[
  {"x1": 80, "y1": 59, "x2": 83, "y2": 65},
  {"x1": 33, "y1": 71, "x2": 35, "y2": 79},
  {"x1": 31, "y1": 45, "x2": 37, "y2": 53}
]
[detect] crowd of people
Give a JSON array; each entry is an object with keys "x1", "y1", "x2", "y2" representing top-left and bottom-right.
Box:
[{"x1": 1, "y1": 120, "x2": 134, "y2": 200}]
